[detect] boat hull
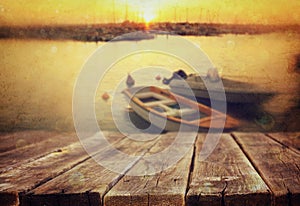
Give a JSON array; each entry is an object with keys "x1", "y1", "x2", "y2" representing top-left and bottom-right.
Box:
[
  {"x1": 170, "y1": 85, "x2": 273, "y2": 103},
  {"x1": 169, "y1": 78, "x2": 274, "y2": 103},
  {"x1": 123, "y1": 86, "x2": 240, "y2": 131}
]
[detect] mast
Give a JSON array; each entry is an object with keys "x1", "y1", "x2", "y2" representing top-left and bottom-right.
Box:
[
  {"x1": 186, "y1": 8, "x2": 189, "y2": 22},
  {"x1": 125, "y1": 0, "x2": 128, "y2": 21},
  {"x1": 113, "y1": 0, "x2": 116, "y2": 23},
  {"x1": 173, "y1": 5, "x2": 177, "y2": 22}
]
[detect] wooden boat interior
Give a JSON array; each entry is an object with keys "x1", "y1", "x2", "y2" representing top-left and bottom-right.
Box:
[
  {"x1": 124, "y1": 86, "x2": 240, "y2": 130},
  {"x1": 134, "y1": 89, "x2": 206, "y2": 121}
]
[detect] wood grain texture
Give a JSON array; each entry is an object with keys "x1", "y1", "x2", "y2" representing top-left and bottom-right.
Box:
[
  {"x1": 1, "y1": 131, "x2": 299, "y2": 206},
  {"x1": 187, "y1": 133, "x2": 270, "y2": 206},
  {"x1": 267, "y1": 132, "x2": 300, "y2": 154},
  {"x1": 0, "y1": 132, "x2": 124, "y2": 206},
  {"x1": 0, "y1": 133, "x2": 78, "y2": 173},
  {"x1": 104, "y1": 132, "x2": 197, "y2": 206},
  {"x1": 233, "y1": 132, "x2": 300, "y2": 206},
  {"x1": 0, "y1": 130, "x2": 61, "y2": 153},
  {"x1": 22, "y1": 133, "x2": 161, "y2": 206}
]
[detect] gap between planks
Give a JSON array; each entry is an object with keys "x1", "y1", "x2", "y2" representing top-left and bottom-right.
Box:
[
  {"x1": 184, "y1": 134, "x2": 198, "y2": 205},
  {"x1": 187, "y1": 133, "x2": 270, "y2": 206},
  {"x1": 0, "y1": 132, "x2": 126, "y2": 206},
  {"x1": 2, "y1": 132, "x2": 299, "y2": 206},
  {"x1": 231, "y1": 132, "x2": 276, "y2": 205},
  {"x1": 232, "y1": 132, "x2": 300, "y2": 206},
  {"x1": 21, "y1": 132, "x2": 168, "y2": 206},
  {"x1": 103, "y1": 132, "x2": 197, "y2": 206},
  {"x1": 266, "y1": 133, "x2": 300, "y2": 155}
]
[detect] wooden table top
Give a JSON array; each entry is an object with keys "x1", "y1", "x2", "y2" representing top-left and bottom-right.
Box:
[{"x1": 0, "y1": 130, "x2": 299, "y2": 206}]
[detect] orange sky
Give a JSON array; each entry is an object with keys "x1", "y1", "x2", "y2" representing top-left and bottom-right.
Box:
[{"x1": 0, "y1": 0, "x2": 299, "y2": 26}]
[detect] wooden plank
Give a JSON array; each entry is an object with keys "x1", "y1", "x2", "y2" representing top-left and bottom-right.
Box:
[
  {"x1": 0, "y1": 133, "x2": 78, "y2": 173},
  {"x1": 187, "y1": 134, "x2": 270, "y2": 206},
  {"x1": 21, "y1": 133, "x2": 161, "y2": 206},
  {"x1": 20, "y1": 193, "x2": 100, "y2": 206},
  {"x1": 0, "y1": 191, "x2": 18, "y2": 206},
  {"x1": 0, "y1": 130, "x2": 61, "y2": 153},
  {"x1": 0, "y1": 132, "x2": 124, "y2": 206},
  {"x1": 233, "y1": 132, "x2": 300, "y2": 206},
  {"x1": 104, "y1": 132, "x2": 197, "y2": 206},
  {"x1": 267, "y1": 132, "x2": 300, "y2": 154}
]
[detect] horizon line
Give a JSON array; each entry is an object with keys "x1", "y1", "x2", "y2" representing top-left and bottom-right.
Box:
[{"x1": 1, "y1": 21, "x2": 300, "y2": 28}]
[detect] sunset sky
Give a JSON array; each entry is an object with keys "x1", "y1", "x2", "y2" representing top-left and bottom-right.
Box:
[{"x1": 0, "y1": 0, "x2": 299, "y2": 26}]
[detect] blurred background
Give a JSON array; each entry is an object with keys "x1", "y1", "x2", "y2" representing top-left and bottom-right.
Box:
[{"x1": 0, "y1": 0, "x2": 299, "y2": 132}]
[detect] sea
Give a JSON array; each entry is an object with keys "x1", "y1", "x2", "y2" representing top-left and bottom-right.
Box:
[{"x1": 0, "y1": 32, "x2": 299, "y2": 132}]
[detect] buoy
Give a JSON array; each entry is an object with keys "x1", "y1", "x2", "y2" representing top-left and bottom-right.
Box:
[
  {"x1": 155, "y1": 75, "x2": 161, "y2": 81},
  {"x1": 102, "y1": 92, "x2": 110, "y2": 101},
  {"x1": 126, "y1": 73, "x2": 135, "y2": 87}
]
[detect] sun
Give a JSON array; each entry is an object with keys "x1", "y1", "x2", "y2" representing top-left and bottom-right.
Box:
[{"x1": 143, "y1": 10, "x2": 155, "y2": 24}]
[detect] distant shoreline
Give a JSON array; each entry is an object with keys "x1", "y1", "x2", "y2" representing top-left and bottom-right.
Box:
[{"x1": 0, "y1": 22, "x2": 299, "y2": 42}]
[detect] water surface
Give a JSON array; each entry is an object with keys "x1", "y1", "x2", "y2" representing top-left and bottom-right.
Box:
[{"x1": 0, "y1": 32, "x2": 299, "y2": 132}]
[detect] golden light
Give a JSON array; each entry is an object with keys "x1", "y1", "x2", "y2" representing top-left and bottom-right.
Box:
[{"x1": 143, "y1": 10, "x2": 155, "y2": 23}]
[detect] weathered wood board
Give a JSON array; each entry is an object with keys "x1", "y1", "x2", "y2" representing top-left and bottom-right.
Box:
[
  {"x1": 233, "y1": 132, "x2": 300, "y2": 206},
  {"x1": 0, "y1": 130, "x2": 62, "y2": 153},
  {"x1": 187, "y1": 133, "x2": 271, "y2": 206},
  {"x1": 0, "y1": 132, "x2": 124, "y2": 206},
  {"x1": 1, "y1": 131, "x2": 300, "y2": 206},
  {"x1": 21, "y1": 133, "x2": 162, "y2": 206},
  {"x1": 104, "y1": 132, "x2": 197, "y2": 206},
  {"x1": 0, "y1": 133, "x2": 77, "y2": 173},
  {"x1": 267, "y1": 132, "x2": 300, "y2": 153}
]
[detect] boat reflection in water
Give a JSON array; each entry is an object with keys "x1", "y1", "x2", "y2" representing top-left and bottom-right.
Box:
[{"x1": 111, "y1": 31, "x2": 155, "y2": 42}]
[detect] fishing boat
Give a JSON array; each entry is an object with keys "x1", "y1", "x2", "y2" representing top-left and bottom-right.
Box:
[
  {"x1": 164, "y1": 70, "x2": 275, "y2": 103},
  {"x1": 123, "y1": 86, "x2": 240, "y2": 131},
  {"x1": 111, "y1": 31, "x2": 155, "y2": 41}
]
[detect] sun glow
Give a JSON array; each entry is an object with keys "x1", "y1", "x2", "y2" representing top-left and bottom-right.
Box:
[
  {"x1": 1, "y1": 0, "x2": 299, "y2": 25},
  {"x1": 143, "y1": 10, "x2": 155, "y2": 23}
]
